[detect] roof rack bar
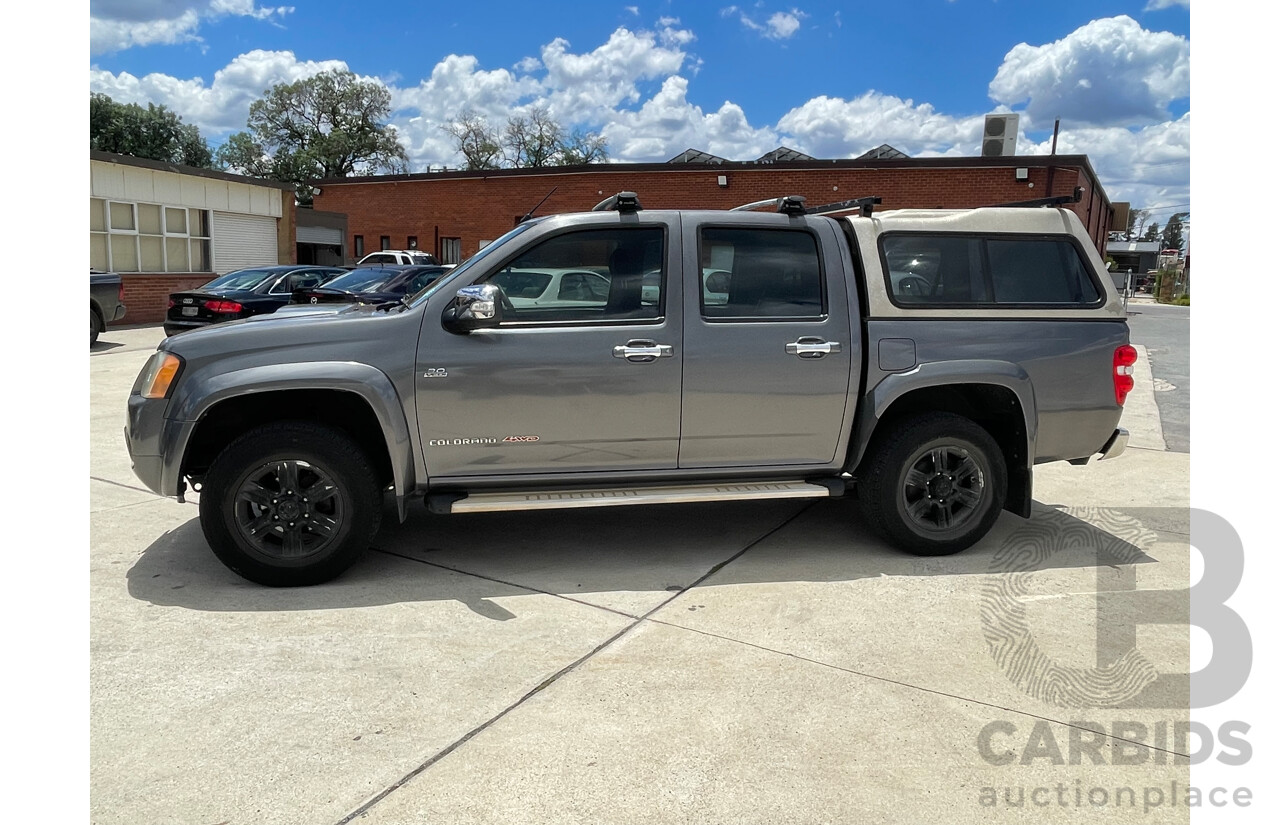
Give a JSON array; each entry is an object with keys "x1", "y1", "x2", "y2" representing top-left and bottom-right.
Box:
[
  {"x1": 990, "y1": 186, "x2": 1083, "y2": 209},
  {"x1": 592, "y1": 191, "x2": 642, "y2": 213},
  {"x1": 730, "y1": 194, "x2": 882, "y2": 217},
  {"x1": 804, "y1": 196, "x2": 882, "y2": 218},
  {"x1": 730, "y1": 197, "x2": 786, "y2": 212},
  {"x1": 729, "y1": 195, "x2": 809, "y2": 215}
]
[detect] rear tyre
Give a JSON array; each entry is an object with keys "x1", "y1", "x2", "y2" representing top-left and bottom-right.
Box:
[
  {"x1": 199, "y1": 422, "x2": 383, "y2": 586},
  {"x1": 856, "y1": 412, "x2": 1006, "y2": 556},
  {"x1": 90, "y1": 307, "x2": 102, "y2": 345}
]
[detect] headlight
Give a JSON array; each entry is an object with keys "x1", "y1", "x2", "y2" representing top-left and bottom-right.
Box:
[{"x1": 132, "y1": 351, "x2": 184, "y2": 399}]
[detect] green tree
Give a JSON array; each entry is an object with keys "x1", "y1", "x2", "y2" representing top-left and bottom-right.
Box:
[
  {"x1": 1141, "y1": 222, "x2": 1161, "y2": 242},
  {"x1": 1161, "y1": 213, "x2": 1188, "y2": 252},
  {"x1": 90, "y1": 93, "x2": 214, "y2": 168},
  {"x1": 503, "y1": 107, "x2": 564, "y2": 168},
  {"x1": 442, "y1": 108, "x2": 609, "y2": 169},
  {"x1": 1126, "y1": 208, "x2": 1150, "y2": 241},
  {"x1": 440, "y1": 109, "x2": 502, "y2": 170},
  {"x1": 217, "y1": 69, "x2": 409, "y2": 204},
  {"x1": 559, "y1": 128, "x2": 610, "y2": 165}
]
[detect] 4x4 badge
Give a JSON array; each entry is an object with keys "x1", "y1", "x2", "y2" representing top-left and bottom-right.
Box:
[{"x1": 503, "y1": 435, "x2": 540, "y2": 443}]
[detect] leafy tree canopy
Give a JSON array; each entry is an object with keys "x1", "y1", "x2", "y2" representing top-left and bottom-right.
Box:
[
  {"x1": 216, "y1": 69, "x2": 409, "y2": 205},
  {"x1": 90, "y1": 93, "x2": 214, "y2": 169},
  {"x1": 442, "y1": 107, "x2": 609, "y2": 171},
  {"x1": 1161, "y1": 213, "x2": 1188, "y2": 252}
]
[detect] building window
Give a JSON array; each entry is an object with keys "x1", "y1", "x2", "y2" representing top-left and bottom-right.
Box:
[
  {"x1": 380, "y1": 235, "x2": 391, "y2": 250},
  {"x1": 407, "y1": 236, "x2": 418, "y2": 250},
  {"x1": 354, "y1": 235, "x2": 364, "y2": 258},
  {"x1": 441, "y1": 237, "x2": 461, "y2": 265},
  {"x1": 91, "y1": 198, "x2": 211, "y2": 273}
]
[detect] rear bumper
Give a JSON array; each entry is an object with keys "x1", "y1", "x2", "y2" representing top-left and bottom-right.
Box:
[
  {"x1": 1098, "y1": 428, "x2": 1129, "y2": 461},
  {"x1": 111, "y1": 304, "x2": 127, "y2": 322}
]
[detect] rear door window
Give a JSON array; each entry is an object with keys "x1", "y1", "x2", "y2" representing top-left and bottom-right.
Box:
[{"x1": 699, "y1": 227, "x2": 825, "y2": 320}]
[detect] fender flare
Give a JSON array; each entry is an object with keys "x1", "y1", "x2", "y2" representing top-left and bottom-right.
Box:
[
  {"x1": 163, "y1": 361, "x2": 416, "y2": 502},
  {"x1": 848, "y1": 359, "x2": 1038, "y2": 476}
]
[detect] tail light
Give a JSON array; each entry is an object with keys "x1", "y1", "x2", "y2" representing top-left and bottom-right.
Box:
[
  {"x1": 205, "y1": 300, "x2": 244, "y2": 314},
  {"x1": 119, "y1": 283, "x2": 126, "y2": 303},
  {"x1": 167, "y1": 298, "x2": 175, "y2": 309},
  {"x1": 1113, "y1": 345, "x2": 1137, "y2": 405}
]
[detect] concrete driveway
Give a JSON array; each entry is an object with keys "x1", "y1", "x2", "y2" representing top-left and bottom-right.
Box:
[{"x1": 91, "y1": 325, "x2": 1191, "y2": 824}]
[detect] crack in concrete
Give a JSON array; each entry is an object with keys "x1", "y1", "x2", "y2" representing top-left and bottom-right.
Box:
[
  {"x1": 334, "y1": 502, "x2": 815, "y2": 825},
  {"x1": 645, "y1": 617, "x2": 1191, "y2": 761}
]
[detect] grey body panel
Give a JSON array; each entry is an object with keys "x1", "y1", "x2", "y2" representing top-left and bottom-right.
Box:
[
  {"x1": 127, "y1": 204, "x2": 1129, "y2": 520},
  {"x1": 127, "y1": 306, "x2": 426, "y2": 498},
  {"x1": 415, "y1": 213, "x2": 684, "y2": 477},
  {"x1": 852, "y1": 319, "x2": 1128, "y2": 469},
  {"x1": 91, "y1": 271, "x2": 127, "y2": 322},
  {"x1": 677, "y1": 213, "x2": 857, "y2": 467}
]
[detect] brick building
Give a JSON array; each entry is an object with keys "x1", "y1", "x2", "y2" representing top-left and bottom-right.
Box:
[
  {"x1": 311, "y1": 153, "x2": 1115, "y2": 266},
  {"x1": 91, "y1": 151, "x2": 296, "y2": 323}
]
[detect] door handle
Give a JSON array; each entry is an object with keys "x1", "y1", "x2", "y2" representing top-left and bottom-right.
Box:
[
  {"x1": 786, "y1": 338, "x2": 841, "y2": 359},
  {"x1": 613, "y1": 339, "x2": 674, "y2": 363}
]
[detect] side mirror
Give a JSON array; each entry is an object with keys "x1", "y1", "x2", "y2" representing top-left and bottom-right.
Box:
[{"x1": 442, "y1": 283, "x2": 504, "y2": 333}]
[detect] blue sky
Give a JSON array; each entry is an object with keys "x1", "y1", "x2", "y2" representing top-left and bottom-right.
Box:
[{"x1": 88, "y1": 0, "x2": 1191, "y2": 221}]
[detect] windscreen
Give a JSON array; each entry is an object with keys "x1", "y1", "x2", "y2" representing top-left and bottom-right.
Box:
[
  {"x1": 322, "y1": 268, "x2": 396, "y2": 293},
  {"x1": 202, "y1": 269, "x2": 276, "y2": 291}
]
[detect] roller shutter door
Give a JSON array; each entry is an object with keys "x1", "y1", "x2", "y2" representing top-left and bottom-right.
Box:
[
  {"x1": 297, "y1": 224, "x2": 343, "y2": 245},
  {"x1": 212, "y1": 212, "x2": 278, "y2": 274}
]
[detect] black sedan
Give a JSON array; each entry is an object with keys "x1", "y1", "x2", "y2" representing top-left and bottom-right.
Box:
[
  {"x1": 164, "y1": 265, "x2": 347, "y2": 336},
  {"x1": 290, "y1": 265, "x2": 448, "y2": 306}
]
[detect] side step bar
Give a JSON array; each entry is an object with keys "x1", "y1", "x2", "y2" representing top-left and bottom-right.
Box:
[{"x1": 436, "y1": 480, "x2": 839, "y2": 515}]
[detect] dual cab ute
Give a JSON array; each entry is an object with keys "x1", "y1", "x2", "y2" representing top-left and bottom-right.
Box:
[{"x1": 126, "y1": 193, "x2": 1133, "y2": 586}]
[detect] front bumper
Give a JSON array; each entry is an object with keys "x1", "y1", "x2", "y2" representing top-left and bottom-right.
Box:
[
  {"x1": 1098, "y1": 427, "x2": 1129, "y2": 461},
  {"x1": 125, "y1": 393, "x2": 195, "y2": 497}
]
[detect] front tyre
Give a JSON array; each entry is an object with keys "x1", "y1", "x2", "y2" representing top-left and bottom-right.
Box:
[
  {"x1": 856, "y1": 412, "x2": 1006, "y2": 556},
  {"x1": 199, "y1": 422, "x2": 383, "y2": 586}
]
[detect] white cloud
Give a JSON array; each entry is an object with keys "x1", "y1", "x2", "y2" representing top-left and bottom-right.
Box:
[
  {"x1": 776, "y1": 92, "x2": 976, "y2": 158},
  {"x1": 87, "y1": 19, "x2": 1188, "y2": 211},
  {"x1": 1144, "y1": 0, "x2": 1189, "y2": 9},
  {"x1": 538, "y1": 27, "x2": 691, "y2": 117},
  {"x1": 764, "y1": 11, "x2": 804, "y2": 39},
  {"x1": 602, "y1": 76, "x2": 779, "y2": 161},
  {"x1": 989, "y1": 15, "x2": 1189, "y2": 128},
  {"x1": 90, "y1": 1, "x2": 294, "y2": 55},
  {"x1": 722, "y1": 5, "x2": 807, "y2": 40},
  {"x1": 90, "y1": 49, "x2": 350, "y2": 132},
  {"x1": 1018, "y1": 113, "x2": 1191, "y2": 209}
]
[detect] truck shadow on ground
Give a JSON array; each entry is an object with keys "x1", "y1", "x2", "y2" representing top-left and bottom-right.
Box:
[{"x1": 126, "y1": 497, "x2": 1177, "y2": 616}]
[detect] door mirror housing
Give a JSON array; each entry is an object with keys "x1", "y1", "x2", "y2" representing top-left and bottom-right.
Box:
[{"x1": 443, "y1": 283, "x2": 504, "y2": 333}]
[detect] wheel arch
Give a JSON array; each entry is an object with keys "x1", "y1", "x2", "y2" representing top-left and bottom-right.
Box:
[
  {"x1": 169, "y1": 363, "x2": 416, "y2": 509},
  {"x1": 848, "y1": 362, "x2": 1036, "y2": 517}
]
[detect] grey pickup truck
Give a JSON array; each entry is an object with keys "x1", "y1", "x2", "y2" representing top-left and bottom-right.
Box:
[
  {"x1": 126, "y1": 193, "x2": 1133, "y2": 586},
  {"x1": 91, "y1": 269, "x2": 127, "y2": 345}
]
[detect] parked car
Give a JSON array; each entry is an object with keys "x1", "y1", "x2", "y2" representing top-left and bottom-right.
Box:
[
  {"x1": 90, "y1": 268, "x2": 127, "y2": 345},
  {"x1": 164, "y1": 266, "x2": 347, "y2": 336},
  {"x1": 290, "y1": 265, "x2": 448, "y2": 306},
  {"x1": 127, "y1": 192, "x2": 1133, "y2": 587},
  {"x1": 355, "y1": 250, "x2": 439, "y2": 266},
  {"x1": 489, "y1": 267, "x2": 612, "y2": 308}
]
